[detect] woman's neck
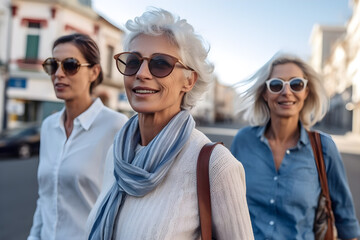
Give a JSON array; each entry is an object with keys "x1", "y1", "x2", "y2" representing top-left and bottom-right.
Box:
[
  {"x1": 138, "y1": 110, "x2": 181, "y2": 146},
  {"x1": 64, "y1": 97, "x2": 93, "y2": 138},
  {"x1": 265, "y1": 117, "x2": 300, "y2": 144}
]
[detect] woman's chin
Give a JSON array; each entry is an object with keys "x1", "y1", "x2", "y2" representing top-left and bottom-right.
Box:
[{"x1": 55, "y1": 93, "x2": 67, "y2": 101}]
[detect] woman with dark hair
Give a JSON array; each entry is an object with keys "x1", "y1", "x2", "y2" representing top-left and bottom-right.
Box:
[{"x1": 27, "y1": 33, "x2": 128, "y2": 240}]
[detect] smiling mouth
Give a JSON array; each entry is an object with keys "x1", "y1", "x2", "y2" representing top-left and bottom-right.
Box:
[
  {"x1": 55, "y1": 83, "x2": 68, "y2": 88},
  {"x1": 134, "y1": 89, "x2": 158, "y2": 94},
  {"x1": 278, "y1": 101, "x2": 295, "y2": 105}
]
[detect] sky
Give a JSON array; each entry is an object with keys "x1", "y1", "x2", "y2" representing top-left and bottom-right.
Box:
[{"x1": 92, "y1": 0, "x2": 352, "y2": 86}]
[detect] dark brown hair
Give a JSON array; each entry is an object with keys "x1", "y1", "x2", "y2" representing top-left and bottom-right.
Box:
[{"x1": 53, "y1": 33, "x2": 103, "y2": 93}]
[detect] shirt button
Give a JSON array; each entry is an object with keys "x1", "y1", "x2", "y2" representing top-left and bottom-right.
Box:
[
  {"x1": 270, "y1": 199, "x2": 275, "y2": 204},
  {"x1": 273, "y1": 176, "x2": 278, "y2": 181},
  {"x1": 286, "y1": 149, "x2": 290, "y2": 154},
  {"x1": 269, "y1": 221, "x2": 275, "y2": 225}
]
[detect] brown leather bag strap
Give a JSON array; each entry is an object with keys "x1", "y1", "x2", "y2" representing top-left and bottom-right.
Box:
[
  {"x1": 307, "y1": 131, "x2": 335, "y2": 239},
  {"x1": 308, "y1": 131, "x2": 331, "y2": 199},
  {"x1": 197, "y1": 142, "x2": 223, "y2": 240}
]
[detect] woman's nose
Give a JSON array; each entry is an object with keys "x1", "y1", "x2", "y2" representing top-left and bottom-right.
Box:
[
  {"x1": 281, "y1": 82, "x2": 292, "y2": 94},
  {"x1": 135, "y1": 60, "x2": 152, "y2": 80},
  {"x1": 54, "y1": 63, "x2": 65, "y2": 77}
]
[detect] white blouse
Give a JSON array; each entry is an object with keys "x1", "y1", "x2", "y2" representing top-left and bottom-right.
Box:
[
  {"x1": 27, "y1": 98, "x2": 128, "y2": 240},
  {"x1": 86, "y1": 128, "x2": 254, "y2": 240}
]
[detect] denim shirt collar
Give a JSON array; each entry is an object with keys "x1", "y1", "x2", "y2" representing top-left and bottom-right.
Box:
[{"x1": 256, "y1": 121, "x2": 309, "y2": 149}]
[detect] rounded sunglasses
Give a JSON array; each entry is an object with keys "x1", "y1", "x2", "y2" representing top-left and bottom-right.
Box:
[
  {"x1": 113, "y1": 52, "x2": 193, "y2": 78},
  {"x1": 42, "y1": 57, "x2": 91, "y2": 76},
  {"x1": 265, "y1": 77, "x2": 308, "y2": 94}
]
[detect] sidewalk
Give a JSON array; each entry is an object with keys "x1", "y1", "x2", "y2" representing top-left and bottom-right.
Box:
[
  {"x1": 312, "y1": 125, "x2": 360, "y2": 156},
  {"x1": 198, "y1": 124, "x2": 360, "y2": 156},
  {"x1": 331, "y1": 132, "x2": 360, "y2": 156}
]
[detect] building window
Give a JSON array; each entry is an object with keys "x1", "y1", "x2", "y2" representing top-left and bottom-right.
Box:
[
  {"x1": 25, "y1": 22, "x2": 41, "y2": 62},
  {"x1": 106, "y1": 45, "x2": 114, "y2": 78},
  {"x1": 25, "y1": 35, "x2": 39, "y2": 60}
]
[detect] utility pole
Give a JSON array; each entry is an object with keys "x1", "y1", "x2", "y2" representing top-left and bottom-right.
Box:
[{"x1": 2, "y1": 0, "x2": 13, "y2": 130}]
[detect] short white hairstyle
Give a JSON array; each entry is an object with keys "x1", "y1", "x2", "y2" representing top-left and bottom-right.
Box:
[
  {"x1": 234, "y1": 53, "x2": 329, "y2": 129},
  {"x1": 123, "y1": 8, "x2": 214, "y2": 110}
]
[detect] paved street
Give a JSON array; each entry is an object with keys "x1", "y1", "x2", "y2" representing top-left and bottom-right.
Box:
[
  {"x1": 0, "y1": 125, "x2": 359, "y2": 239},
  {"x1": 0, "y1": 156, "x2": 38, "y2": 240}
]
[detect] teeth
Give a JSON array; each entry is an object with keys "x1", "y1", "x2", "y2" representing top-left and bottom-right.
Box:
[
  {"x1": 279, "y1": 102, "x2": 294, "y2": 105},
  {"x1": 135, "y1": 90, "x2": 156, "y2": 94}
]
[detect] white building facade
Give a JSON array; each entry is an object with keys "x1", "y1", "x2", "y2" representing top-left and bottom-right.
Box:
[
  {"x1": 311, "y1": 0, "x2": 360, "y2": 134},
  {"x1": 309, "y1": 24, "x2": 346, "y2": 73},
  {"x1": 2, "y1": 0, "x2": 129, "y2": 129}
]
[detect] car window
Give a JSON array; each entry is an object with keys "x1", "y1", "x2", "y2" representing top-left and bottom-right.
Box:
[
  {"x1": 0, "y1": 125, "x2": 40, "y2": 138},
  {"x1": 0, "y1": 129, "x2": 25, "y2": 138}
]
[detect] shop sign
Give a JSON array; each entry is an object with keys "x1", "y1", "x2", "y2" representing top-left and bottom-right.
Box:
[{"x1": 8, "y1": 77, "x2": 27, "y2": 89}]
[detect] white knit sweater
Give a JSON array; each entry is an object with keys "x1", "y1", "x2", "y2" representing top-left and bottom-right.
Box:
[{"x1": 86, "y1": 129, "x2": 254, "y2": 240}]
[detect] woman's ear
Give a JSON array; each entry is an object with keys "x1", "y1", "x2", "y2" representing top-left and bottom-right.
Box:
[
  {"x1": 90, "y1": 64, "x2": 101, "y2": 83},
  {"x1": 182, "y1": 71, "x2": 198, "y2": 92}
]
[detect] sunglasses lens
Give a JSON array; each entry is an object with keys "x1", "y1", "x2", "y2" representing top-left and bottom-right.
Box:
[
  {"x1": 42, "y1": 58, "x2": 82, "y2": 76},
  {"x1": 269, "y1": 79, "x2": 283, "y2": 93},
  {"x1": 290, "y1": 78, "x2": 305, "y2": 92},
  {"x1": 62, "y1": 58, "x2": 80, "y2": 76},
  {"x1": 149, "y1": 55, "x2": 176, "y2": 78},
  {"x1": 116, "y1": 53, "x2": 141, "y2": 76},
  {"x1": 43, "y1": 58, "x2": 58, "y2": 75},
  {"x1": 115, "y1": 53, "x2": 179, "y2": 77}
]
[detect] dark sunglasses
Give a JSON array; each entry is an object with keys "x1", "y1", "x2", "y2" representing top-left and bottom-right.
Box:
[
  {"x1": 113, "y1": 52, "x2": 193, "y2": 78},
  {"x1": 42, "y1": 57, "x2": 91, "y2": 76},
  {"x1": 265, "y1": 77, "x2": 308, "y2": 94}
]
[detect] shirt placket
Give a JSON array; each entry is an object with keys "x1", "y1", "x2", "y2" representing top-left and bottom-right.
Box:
[
  {"x1": 54, "y1": 125, "x2": 75, "y2": 240},
  {"x1": 264, "y1": 138, "x2": 293, "y2": 239},
  {"x1": 264, "y1": 173, "x2": 279, "y2": 240}
]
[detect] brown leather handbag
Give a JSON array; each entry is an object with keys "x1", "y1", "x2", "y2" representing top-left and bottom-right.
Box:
[
  {"x1": 308, "y1": 131, "x2": 337, "y2": 240},
  {"x1": 196, "y1": 142, "x2": 222, "y2": 240}
]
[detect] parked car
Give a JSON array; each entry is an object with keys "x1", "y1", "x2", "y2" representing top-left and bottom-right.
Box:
[{"x1": 0, "y1": 123, "x2": 41, "y2": 159}]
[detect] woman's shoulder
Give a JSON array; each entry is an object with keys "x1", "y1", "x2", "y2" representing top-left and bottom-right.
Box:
[
  {"x1": 189, "y1": 129, "x2": 243, "y2": 171},
  {"x1": 232, "y1": 125, "x2": 260, "y2": 145},
  {"x1": 100, "y1": 106, "x2": 129, "y2": 122},
  {"x1": 313, "y1": 130, "x2": 338, "y2": 150},
  {"x1": 44, "y1": 110, "x2": 62, "y2": 121},
  {"x1": 314, "y1": 130, "x2": 342, "y2": 160},
  {"x1": 191, "y1": 128, "x2": 211, "y2": 143},
  {"x1": 183, "y1": 128, "x2": 244, "y2": 181},
  {"x1": 190, "y1": 128, "x2": 240, "y2": 158},
  {"x1": 208, "y1": 143, "x2": 245, "y2": 191},
  {"x1": 210, "y1": 143, "x2": 243, "y2": 170},
  {"x1": 178, "y1": 128, "x2": 211, "y2": 159},
  {"x1": 235, "y1": 125, "x2": 258, "y2": 135},
  {"x1": 94, "y1": 107, "x2": 128, "y2": 133},
  {"x1": 41, "y1": 110, "x2": 62, "y2": 129}
]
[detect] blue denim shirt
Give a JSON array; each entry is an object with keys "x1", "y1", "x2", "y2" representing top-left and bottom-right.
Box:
[{"x1": 230, "y1": 123, "x2": 360, "y2": 240}]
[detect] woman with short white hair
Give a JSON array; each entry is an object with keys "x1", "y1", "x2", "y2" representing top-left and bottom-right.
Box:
[{"x1": 86, "y1": 8, "x2": 253, "y2": 240}]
